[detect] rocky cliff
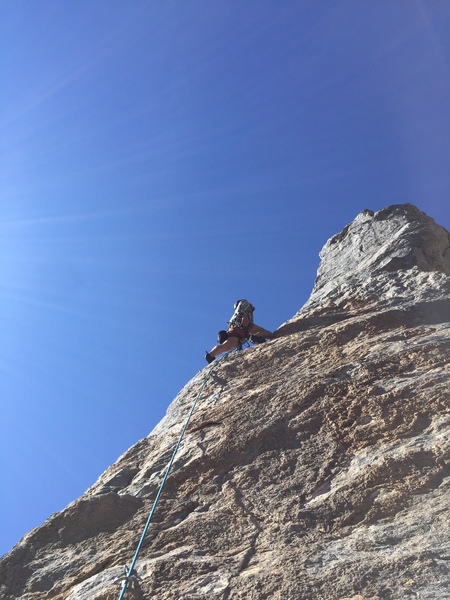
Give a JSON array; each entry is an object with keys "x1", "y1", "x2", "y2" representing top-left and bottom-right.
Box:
[{"x1": 1, "y1": 203, "x2": 450, "y2": 600}]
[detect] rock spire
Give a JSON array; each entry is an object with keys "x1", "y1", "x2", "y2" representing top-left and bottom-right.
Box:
[
  {"x1": 1, "y1": 203, "x2": 449, "y2": 600},
  {"x1": 306, "y1": 203, "x2": 450, "y2": 310}
]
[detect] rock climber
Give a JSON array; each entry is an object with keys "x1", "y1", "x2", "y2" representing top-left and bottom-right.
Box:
[{"x1": 205, "y1": 299, "x2": 274, "y2": 363}]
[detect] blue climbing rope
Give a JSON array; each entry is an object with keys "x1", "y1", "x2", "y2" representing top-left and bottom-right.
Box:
[{"x1": 117, "y1": 352, "x2": 230, "y2": 600}]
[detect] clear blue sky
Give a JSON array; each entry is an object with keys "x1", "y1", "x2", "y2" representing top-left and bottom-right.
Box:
[{"x1": 1, "y1": 1, "x2": 449, "y2": 556}]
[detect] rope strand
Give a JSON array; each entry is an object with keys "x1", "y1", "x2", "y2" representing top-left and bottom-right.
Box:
[{"x1": 117, "y1": 352, "x2": 230, "y2": 600}]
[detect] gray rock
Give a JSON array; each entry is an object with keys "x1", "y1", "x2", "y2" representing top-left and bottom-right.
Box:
[{"x1": 304, "y1": 203, "x2": 450, "y2": 311}]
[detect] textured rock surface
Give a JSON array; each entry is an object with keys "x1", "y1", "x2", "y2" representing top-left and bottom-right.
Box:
[
  {"x1": 1, "y1": 203, "x2": 450, "y2": 600},
  {"x1": 303, "y1": 203, "x2": 450, "y2": 310}
]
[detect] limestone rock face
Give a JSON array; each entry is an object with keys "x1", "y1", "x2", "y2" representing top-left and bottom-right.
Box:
[
  {"x1": 304, "y1": 203, "x2": 450, "y2": 311},
  {"x1": 1, "y1": 204, "x2": 450, "y2": 600}
]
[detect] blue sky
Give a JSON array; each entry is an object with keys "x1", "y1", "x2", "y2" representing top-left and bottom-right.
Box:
[{"x1": 1, "y1": 1, "x2": 449, "y2": 556}]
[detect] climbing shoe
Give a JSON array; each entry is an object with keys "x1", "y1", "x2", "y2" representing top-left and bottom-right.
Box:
[
  {"x1": 250, "y1": 335, "x2": 267, "y2": 344},
  {"x1": 205, "y1": 351, "x2": 215, "y2": 364}
]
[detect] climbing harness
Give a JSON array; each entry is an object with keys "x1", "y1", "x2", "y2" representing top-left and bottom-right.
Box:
[{"x1": 117, "y1": 351, "x2": 231, "y2": 600}]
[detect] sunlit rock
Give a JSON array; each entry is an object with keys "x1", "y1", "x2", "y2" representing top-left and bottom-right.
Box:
[{"x1": 1, "y1": 204, "x2": 449, "y2": 600}]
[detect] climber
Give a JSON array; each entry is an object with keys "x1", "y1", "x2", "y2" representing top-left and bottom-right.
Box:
[{"x1": 205, "y1": 299, "x2": 274, "y2": 363}]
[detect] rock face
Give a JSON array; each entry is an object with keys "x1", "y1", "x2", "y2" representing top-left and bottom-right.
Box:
[
  {"x1": 304, "y1": 203, "x2": 450, "y2": 310},
  {"x1": 1, "y1": 203, "x2": 450, "y2": 600}
]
